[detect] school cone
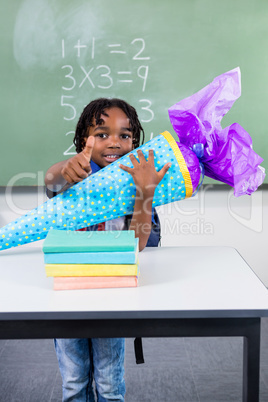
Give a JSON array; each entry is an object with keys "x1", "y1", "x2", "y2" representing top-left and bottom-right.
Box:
[
  {"x1": 0, "y1": 132, "x2": 199, "y2": 251},
  {"x1": 0, "y1": 67, "x2": 265, "y2": 252}
]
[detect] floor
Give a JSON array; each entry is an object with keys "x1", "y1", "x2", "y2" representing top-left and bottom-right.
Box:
[{"x1": 0, "y1": 319, "x2": 268, "y2": 402}]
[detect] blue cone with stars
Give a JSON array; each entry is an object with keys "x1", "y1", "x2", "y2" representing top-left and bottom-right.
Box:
[{"x1": 0, "y1": 131, "x2": 195, "y2": 251}]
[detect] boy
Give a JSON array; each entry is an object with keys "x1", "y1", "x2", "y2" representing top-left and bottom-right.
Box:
[{"x1": 45, "y1": 98, "x2": 170, "y2": 401}]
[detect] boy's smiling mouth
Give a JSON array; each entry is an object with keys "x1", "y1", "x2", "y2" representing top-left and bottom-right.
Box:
[{"x1": 103, "y1": 154, "x2": 122, "y2": 163}]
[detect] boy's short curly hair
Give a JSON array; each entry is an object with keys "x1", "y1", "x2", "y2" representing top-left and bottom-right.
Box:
[{"x1": 73, "y1": 98, "x2": 145, "y2": 153}]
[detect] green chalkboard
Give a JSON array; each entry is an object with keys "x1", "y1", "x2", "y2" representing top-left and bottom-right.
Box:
[{"x1": 1, "y1": 0, "x2": 267, "y2": 186}]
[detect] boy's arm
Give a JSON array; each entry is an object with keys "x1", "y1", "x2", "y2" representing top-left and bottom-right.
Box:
[
  {"x1": 45, "y1": 160, "x2": 73, "y2": 197},
  {"x1": 120, "y1": 150, "x2": 171, "y2": 251},
  {"x1": 45, "y1": 137, "x2": 95, "y2": 197},
  {"x1": 128, "y1": 188, "x2": 155, "y2": 251}
]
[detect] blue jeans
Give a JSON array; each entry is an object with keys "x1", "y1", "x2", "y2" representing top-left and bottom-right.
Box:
[{"x1": 54, "y1": 338, "x2": 125, "y2": 402}]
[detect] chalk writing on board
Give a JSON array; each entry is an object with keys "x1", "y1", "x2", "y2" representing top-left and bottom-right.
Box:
[
  {"x1": 61, "y1": 37, "x2": 153, "y2": 156},
  {"x1": 61, "y1": 65, "x2": 149, "y2": 93},
  {"x1": 108, "y1": 44, "x2": 126, "y2": 55},
  {"x1": 131, "y1": 39, "x2": 150, "y2": 60}
]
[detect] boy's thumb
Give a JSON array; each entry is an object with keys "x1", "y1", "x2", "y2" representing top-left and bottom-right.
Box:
[{"x1": 83, "y1": 136, "x2": 95, "y2": 160}]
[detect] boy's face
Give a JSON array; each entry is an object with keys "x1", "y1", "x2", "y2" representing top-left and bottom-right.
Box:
[{"x1": 86, "y1": 107, "x2": 134, "y2": 168}]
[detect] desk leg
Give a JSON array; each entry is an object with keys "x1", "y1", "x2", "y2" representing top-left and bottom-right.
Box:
[{"x1": 242, "y1": 318, "x2": 261, "y2": 402}]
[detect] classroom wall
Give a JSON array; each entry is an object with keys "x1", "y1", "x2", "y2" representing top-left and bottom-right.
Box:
[{"x1": 0, "y1": 185, "x2": 267, "y2": 286}]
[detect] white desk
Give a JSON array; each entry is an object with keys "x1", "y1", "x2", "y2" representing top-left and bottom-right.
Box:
[{"x1": 0, "y1": 246, "x2": 268, "y2": 401}]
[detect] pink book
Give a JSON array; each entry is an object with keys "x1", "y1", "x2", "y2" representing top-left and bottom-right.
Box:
[{"x1": 54, "y1": 276, "x2": 138, "y2": 290}]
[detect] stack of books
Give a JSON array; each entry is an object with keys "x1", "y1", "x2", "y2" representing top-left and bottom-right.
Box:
[{"x1": 43, "y1": 229, "x2": 139, "y2": 290}]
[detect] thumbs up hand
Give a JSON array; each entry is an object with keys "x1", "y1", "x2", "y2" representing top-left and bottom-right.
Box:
[{"x1": 61, "y1": 136, "x2": 95, "y2": 183}]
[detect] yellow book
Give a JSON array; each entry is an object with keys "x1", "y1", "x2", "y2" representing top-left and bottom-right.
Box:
[{"x1": 45, "y1": 263, "x2": 139, "y2": 277}]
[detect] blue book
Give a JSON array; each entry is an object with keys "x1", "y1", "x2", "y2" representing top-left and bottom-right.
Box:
[{"x1": 44, "y1": 239, "x2": 139, "y2": 264}]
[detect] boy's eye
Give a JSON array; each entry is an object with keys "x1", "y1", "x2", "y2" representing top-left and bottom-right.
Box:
[
  {"x1": 96, "y1": 133, "x2": 108, "y2": 138},
  {"x1": 121, "y1": 133, "x2": 131, "y2": 139}
]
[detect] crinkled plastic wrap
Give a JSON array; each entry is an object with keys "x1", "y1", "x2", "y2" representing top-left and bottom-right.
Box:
[{"x1": 168, "y1": 67, "x2": 265, "y2": 196}]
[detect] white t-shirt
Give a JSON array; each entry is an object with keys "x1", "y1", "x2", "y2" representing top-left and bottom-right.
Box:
[{"x1": 105, "y1": 216, "x2": 126, "y2": 231}]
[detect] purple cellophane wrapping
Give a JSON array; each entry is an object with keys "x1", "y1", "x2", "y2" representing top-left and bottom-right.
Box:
[{"x1": 168, "y1": 67, "x2": 265, "y2": 196}]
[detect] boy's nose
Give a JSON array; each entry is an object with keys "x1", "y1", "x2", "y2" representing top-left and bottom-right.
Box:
[{"x1": 108, "y1": 136, "x2": 120, "y2": 148}]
